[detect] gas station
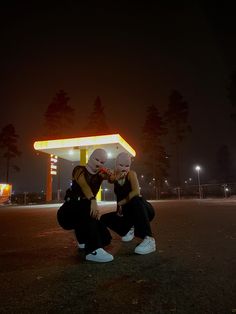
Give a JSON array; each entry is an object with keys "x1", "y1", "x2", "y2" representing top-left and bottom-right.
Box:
[{"x1": 33, "y1": 134, "x2": 136, "y2": 201}]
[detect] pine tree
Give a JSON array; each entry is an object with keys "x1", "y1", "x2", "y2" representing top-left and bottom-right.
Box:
[
  {"x1": 83, "y1": 96, "x2": 110, "y2": 135},
  {"x1": 216, "y1": 145, "x2": 233, "y2": 183},
  {"x1": 44, "y1": 90, "x2": 75, "y2": 138},
  {"x1": 43, "y1": 90, "x2": 75, "y2": 201},
  {"x1": 141, "y1": 105, "x2": 169, "y2": 195},
  {"x1": 0, "y1": 124, "x2": 21, "y2": 183},
  {"x1": 164, "y1": 90, "x2": 191, "y2": 186}
]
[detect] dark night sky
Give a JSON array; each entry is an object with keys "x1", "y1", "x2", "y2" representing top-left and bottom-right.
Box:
[{"x1": 0, "y1": 2, "x2": 236, "y2": 193}]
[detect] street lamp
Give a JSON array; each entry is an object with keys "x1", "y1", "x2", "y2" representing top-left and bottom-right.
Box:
[{"x1": 195, "y1": 165, "x2": 201, "y2": 199}]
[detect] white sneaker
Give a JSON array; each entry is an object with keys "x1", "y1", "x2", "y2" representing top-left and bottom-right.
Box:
[
  {"x1": 85, "y1": 248, "x2": 114, "y2": 263},
  {"x1": 121, "y1": 227, "x2": 134, "y2": 242},
  {"x1": 134, "y1": 236, "x2": 156, "y2": 255},
  {"x1": 78, "y1": 243, "x2": 85, "y2": 249}
]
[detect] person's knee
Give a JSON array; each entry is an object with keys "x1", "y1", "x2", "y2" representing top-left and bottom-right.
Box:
[{"x1": 129, "y1": 195, "x2": 142, "y2": 206}]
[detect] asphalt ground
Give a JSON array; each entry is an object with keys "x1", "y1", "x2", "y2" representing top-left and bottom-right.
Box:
[{"x1": 0, "y1": 199, "x2": 235, "y2": 314}]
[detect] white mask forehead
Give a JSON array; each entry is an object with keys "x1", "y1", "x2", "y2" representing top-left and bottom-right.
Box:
[
  {"x1": 115, "y1": 152, "x2": 131, "y2": 172},
  {"x1": 90, "y1": 148, "x2": 107, "y2": 163},
  {"x1": 86, "y1": 148, "x2": 107, "y2": 174}
]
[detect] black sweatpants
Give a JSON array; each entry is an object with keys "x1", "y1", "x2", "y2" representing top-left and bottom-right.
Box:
[
  {"x1": 57, "y1": 199, "x2": 111, "y2": 254},
  {"x1": 100, "y1": 196, "x2": 155, "y2": 239}
]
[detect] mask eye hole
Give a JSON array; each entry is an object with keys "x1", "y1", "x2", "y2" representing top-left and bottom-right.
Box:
[
  {"x1": 126, "y1": 165, "x2": 129, "y2": 167},
  {"x1": 119, "y1": 164, "x2": 123, "y2": 167},
  {"x1": 100, "y1": 161, "x2": 104, "y2": 164}
]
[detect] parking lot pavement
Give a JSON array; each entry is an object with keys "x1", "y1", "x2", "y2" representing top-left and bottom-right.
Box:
[{"x1": 0, "y1": 199, "x2": 235, "y2": 313}]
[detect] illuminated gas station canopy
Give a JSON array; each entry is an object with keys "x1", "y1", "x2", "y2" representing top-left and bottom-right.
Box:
[{"x1": 33, "y1": 133, "x2": 136, "y2": 161}]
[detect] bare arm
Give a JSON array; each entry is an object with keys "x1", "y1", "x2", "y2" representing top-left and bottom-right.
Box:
[
  {"x1": 74, "y1": 168, "x2": 99, "y2": 218},
  {"x1": 74, "y1": 168, "x2": 94, "y2": 199},
  {"x1": 118, "y1": 170, "x2": 140, "y2": 206},
  {"x1": 128, "y1": 170, "x2": 141, "y2": 199}
]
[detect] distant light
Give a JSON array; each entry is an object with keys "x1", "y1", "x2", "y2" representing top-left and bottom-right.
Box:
[
  {"x1": 69, "y1": 150, "x2": 74, "y2": 155},
  {"x1": 107, "y1": 152, "x2": 112, "y2": 158},
  {"x1": 195, "y1": 165, "x2": 201, "y2": 171}
]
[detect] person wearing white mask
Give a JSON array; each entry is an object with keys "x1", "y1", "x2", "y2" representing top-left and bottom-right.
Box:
[
  {"x1": 101, "y1": 152, "x2": 156, "y2": 255},
  {"x1": 57, "y1": 148, "x2": 113, "y2": 263}
]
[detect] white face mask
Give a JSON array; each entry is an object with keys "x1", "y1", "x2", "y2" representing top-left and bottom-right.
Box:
[
  {"x1": 86, "y1": 149, "x2": 108, "y2": 174},
  {"x1": 115, "y1": 152, "x2": 131, "y2": 176}
]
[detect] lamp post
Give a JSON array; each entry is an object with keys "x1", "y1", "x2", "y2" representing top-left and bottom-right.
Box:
[{"x1": 195, "y1": 165, "x2": 201, "y2": 199}]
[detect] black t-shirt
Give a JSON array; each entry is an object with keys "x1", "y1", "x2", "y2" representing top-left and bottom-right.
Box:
[
  {"x1": 70, "y1": 166, "x2": 103, "y2": 198},
  {"x1": 114, "y1": 174, "x2": 132, "y2": 202}
]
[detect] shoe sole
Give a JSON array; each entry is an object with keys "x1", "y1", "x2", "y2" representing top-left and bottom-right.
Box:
[
  {"x1": 121, "y1": 237, "x2": 134, "y2": 242},
  {"x1": 134, "y1": 247, "x2": 156, "y2": 255},
  {"x1": 85, "y1": 257, "x2": 114, "y2": 263}
]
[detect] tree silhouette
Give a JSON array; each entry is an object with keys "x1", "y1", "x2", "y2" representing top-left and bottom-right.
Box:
[
  {"x1": 43, "y1": 90, "x2": 75, "y2": 200},
  {"x1": 44, "y1": 90, "x2": 75, "y2": 138},
  {"x1": 164, "y1": 90, "x2": 191, "y2": 186},
  {"x1": 141, "y1": 104, "x2": 169, "y2": 195},
  {"x1": 216, "y1": 145, "x2": 233, "y2": 183},
  {"x1": 83, "y1": 96, "x2": 110, "y2": 135},
  {"x1": 0, "y1": 124, "x2": 21, "y2": 183}
]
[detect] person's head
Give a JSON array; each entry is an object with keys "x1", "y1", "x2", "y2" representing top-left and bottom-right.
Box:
[
  {"x1": 86, "y1": 148, "x2": 108, "y2": 174},
  {"x1": 115, "y1": 152, "x2": 132, "y2": 175}
]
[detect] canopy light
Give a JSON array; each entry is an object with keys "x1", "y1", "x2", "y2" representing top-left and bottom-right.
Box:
[{"x1": 34, "y1": 134, "x2": 136, "y2": 161}]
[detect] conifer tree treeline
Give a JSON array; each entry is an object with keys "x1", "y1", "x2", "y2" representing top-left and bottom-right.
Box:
[
  {"x1": 141, "y1": 90, "x2": 191, "y2": 190},
  {"x1": 141, "y1": 105, "x2": 169, "y2": 187},
  {"x1": 0, "y1": 124, "x2": 21, "y2": 183},
  {"x1": 83, "y1": 96, "x2": 110, "y2": 135},
  {"x1": 164, "y1": 90, "x2": 192, "y2": 186},
  {"x1": 216, "y1": 145, "x2": 233, "y2": 183},
  {"x1": 44, "y1": 89, "x2": 75, "y2": 138}
]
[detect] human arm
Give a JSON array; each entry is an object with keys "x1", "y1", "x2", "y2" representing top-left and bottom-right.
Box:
[
  {"x1": 99, "y1": 167, "x2": 115, "y2": 182},
  {"x1": 74, "y1": 168, "x2": 99, "y2": 219},
  {"x1": 117, "y1": 170, "x2": 140, "y2": 206}
]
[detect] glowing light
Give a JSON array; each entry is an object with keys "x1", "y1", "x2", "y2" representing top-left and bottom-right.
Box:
[
  {"x1": 34, "y1": 134, "x2": 136, "y2": 160},
  {"x1": 0, "y1": 183, "x2": 12, "y2": 203},
  {"x1": 50, "y1": 154, "x2": 57, "y2": 175}
]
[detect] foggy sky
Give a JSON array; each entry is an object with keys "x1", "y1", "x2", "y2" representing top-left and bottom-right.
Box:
[{"x1": 0, "y1": 2, "x2": 235, "y2": 192}]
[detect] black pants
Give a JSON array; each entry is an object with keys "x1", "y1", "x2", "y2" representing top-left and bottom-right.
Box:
[
  {"x1": 100, "y1": 196, "x2": 155, "y2": 239},
  {"x1": 57, "y1": 199, "x2": 111, "y2": 254}
]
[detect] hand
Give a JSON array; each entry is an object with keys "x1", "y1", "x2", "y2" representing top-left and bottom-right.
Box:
[
  {"x1": 116, "y1": 204, "x2": 123, "y2": 217},
  {"x1": 108, "y1": 173, "x2": 116, "y2": 182},
  {"x1": 90, "y1": 199, "x2": 99, "y2": 219},
  {"x1": 116, "y1": 172, "x2": 126, "y2": 180}
]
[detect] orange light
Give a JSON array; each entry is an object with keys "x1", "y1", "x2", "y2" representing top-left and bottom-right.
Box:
[{"x1": 0, "y1": 184, "x2": 12, "y2": 203}]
